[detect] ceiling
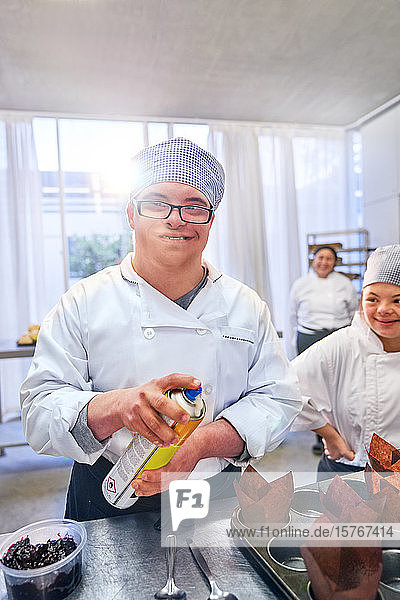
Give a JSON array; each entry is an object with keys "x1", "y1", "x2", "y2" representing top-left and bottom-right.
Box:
[{"x1": 1, "y1": 0, "x2": 400, "y2": 126}]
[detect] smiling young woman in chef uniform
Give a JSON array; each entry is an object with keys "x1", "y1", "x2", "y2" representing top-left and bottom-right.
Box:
[
  {"x1": 20, "y1": 137, "x2": 302, "y2": 520},
  {"x1": 291, "y1": 244, "x2": 400, "y2": 478}
]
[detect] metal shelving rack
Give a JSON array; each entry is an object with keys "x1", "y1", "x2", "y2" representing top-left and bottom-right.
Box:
[{"x1": 307, "y1": 228, "x2": 370, "y2": 295}]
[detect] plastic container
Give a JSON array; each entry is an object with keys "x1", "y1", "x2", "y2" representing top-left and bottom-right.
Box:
[{"x1": 0, "y1": 518, "x2": 87, "y2": 600}]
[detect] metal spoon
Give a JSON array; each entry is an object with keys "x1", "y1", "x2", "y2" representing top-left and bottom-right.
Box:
[
  {"x1": 155, "y1": 534, "x2": 186, "y2": 599},
  {"x1": 188, "y1": 542, "x2": 239, "y2": 600}
]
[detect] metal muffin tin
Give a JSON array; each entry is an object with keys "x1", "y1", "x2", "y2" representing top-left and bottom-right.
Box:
[{"x1": 231, "y1": 474, "x2": 386, "y2": 599}]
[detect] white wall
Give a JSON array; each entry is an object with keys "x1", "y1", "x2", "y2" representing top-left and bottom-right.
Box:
[{"x1": 361, "y1": 106, "x2": 400, "y2": 247}]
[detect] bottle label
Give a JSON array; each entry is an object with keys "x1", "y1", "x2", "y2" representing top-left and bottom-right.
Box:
[{"x1": 102, "y1": 389, "x2": 206, "y2": 508}]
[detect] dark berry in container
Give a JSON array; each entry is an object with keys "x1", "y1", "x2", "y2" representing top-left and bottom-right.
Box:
[{"x1": 0, "y1": 519, "x2": 86, "y2": 600}]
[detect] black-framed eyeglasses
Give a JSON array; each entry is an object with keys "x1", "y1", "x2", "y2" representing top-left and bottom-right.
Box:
[{"x1": 135, "y1": 200, "x2": 214, "y2": 224}]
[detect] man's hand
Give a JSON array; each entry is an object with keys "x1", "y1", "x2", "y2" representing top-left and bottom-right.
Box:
[
  {"x1": 87, "y1": 373, "x2": 201, "y2": 445},
  {"x1": 132, "y1": 419, "x2": 245, "y2": 497},
  {"x1": 313, "y1": 423, "x2": 355, "y2": 461},
  {"x1": 132, "y1": 433, "x2": 201, "y2": 497}
]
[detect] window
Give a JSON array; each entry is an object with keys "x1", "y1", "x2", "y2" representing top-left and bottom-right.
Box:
[
  {"x1": 148, "y1": 122, "x2": 169, "y2": 145},
  {"x1": 32, "y1": 119, "x2": 209, "y2": 311},
  {"x1": 32, "y1": 118, "x2": 143, "y2": 307},
  {"x1": 173, "y1": 124, "x2": 209, "y2": 149}
]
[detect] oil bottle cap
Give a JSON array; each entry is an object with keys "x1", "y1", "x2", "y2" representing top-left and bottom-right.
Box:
[{"x1": 184, "y1": 387, "x2": 202, "y2": 402}]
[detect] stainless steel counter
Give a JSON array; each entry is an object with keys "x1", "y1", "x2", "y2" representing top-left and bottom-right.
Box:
[
  {"x1": 0, "y1": 511, "x2": 283, "y2": 600},
  {"x1": 0, "y1": 340, "x2": 35, "y2": 360}
]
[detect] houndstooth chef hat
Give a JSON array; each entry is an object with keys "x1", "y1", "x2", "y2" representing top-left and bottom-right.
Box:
[
  {"x1": 130, "y1": 137, "x2": 225, "y2": 209},
  {"x1": 363, "y1": 244, "x2": 400, "y2": 288}
]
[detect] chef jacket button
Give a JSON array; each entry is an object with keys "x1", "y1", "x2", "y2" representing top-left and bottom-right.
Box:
[
  {"x1": 196, "y1": 328, "x2": 207, "y2": 335},
  {"x1": 143, "y1": 327, "x2": 155, "y2": 339},
  {"x1": 204, "y1": 384, "x2": 213, "y2": 395}
]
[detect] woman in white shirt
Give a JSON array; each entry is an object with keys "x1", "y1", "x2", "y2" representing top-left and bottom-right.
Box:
[
  {"x1": 289, "y1": 246, "x2": 358, "y2": 355},
  {"x1": 291, "y1": 245, "x2": 400, "y2": 478},
  {"x1": 289, "y1": 245, "x2": 358, "y2": 455}
]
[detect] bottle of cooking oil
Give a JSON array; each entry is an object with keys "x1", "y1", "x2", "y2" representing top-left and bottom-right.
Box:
[{"x1": 102, "y1": 387, "x2": 206, "y2": 509}]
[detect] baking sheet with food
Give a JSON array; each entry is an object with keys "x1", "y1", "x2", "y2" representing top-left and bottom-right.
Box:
[{"x1": 232, "y1": 472, "x2": 392, "y2": 600}]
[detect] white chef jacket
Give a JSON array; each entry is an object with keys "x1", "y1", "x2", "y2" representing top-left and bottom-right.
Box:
[
  {"x1": 291, "y1": 312, "x2": 400, "y2": 467},
  {"x1": 21, "y1": 254, "x2": 302, "y2": 477},
  {"x1": 289, "y1": 269, "x2": 358, "y2": 339}
]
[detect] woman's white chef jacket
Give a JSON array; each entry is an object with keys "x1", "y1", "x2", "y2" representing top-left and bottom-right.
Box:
[
  {"x1": 289, "y1": 269, "x2": 358, "y2": 336},
  {"x1": 21, "y1": 254, "x2": 302, "y2": 477},
  {"x1": 291, "y1": 311, "x2": 400, "y2": 467}
]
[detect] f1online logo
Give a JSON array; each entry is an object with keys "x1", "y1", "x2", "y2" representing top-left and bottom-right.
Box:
[{"x1": 169, "y1": 480, "x2": 210, "y2": 531}]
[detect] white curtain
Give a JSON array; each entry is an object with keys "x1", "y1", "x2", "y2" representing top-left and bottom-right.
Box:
[
  {"x1": 258, "y1": 129, "x2": 302, "y2": 357},
  {"x1": 260, "y1": 127, "x2": 347, "y2": 357},
  {"x1": 206, "y1": 123, "x2": 347, "y2": 357},
  {"x1": 292, "y1": 131, "x2": 348, "y2": 269},
  {"x1": 0, "y1": 117, "x2": 46, "y2": 417},
  {"x1": 206, "y1": 124, "x2": 273, "y2": 312}
]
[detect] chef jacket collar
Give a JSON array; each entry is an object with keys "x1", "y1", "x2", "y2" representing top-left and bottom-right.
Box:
[
  {"x1": 119, "y1": 253, "x2": 228, "y2": 327},
  {"x1": 119, "y1": 253, "x2": 222, "y2": 284},
  {"x1": 351, "y1": 311, "x2": 386, "y2": 353}
]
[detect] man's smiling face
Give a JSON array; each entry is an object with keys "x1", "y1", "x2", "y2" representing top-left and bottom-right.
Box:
[{"x1": 127, "y1": 182, "x2": 214, "y2": 266}]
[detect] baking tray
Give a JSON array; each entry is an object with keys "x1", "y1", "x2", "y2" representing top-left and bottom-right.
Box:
[{"x1": 231, "y1": 474, "x2": 385, "y2": 600}]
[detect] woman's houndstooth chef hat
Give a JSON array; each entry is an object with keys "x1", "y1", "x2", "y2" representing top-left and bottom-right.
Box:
[{"x1": 363, "y1": 244, "x2": 400, "y2": 288}]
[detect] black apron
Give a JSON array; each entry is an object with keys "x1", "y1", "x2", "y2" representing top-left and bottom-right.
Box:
[
  {"x1": 65, "y1": 456, "x2": 240, "y2": 521},
  {"x1": 317, "y1": 453, "x2": 364, "y2": 481},
  {"x1": 296, "y1": 327, "x2": 337, "y2": 355}
]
